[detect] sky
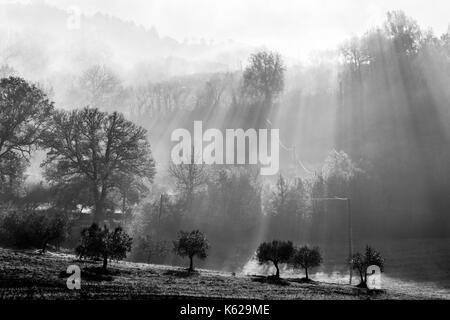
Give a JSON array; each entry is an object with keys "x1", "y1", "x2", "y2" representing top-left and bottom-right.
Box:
[{"x1": 3, "y1": 0, "x2": 450, "y2": 57}]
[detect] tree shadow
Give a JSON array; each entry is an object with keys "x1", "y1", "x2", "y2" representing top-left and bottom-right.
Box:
[
  {"x1": 289, "y1": 278, "x2": 317, "y2": 285},
  {"x1": 164, "y1": 269, "x2": 200, "y2": 278},
  {"x1": 59, "y1": 266, "x2": 114, "y2": 282},
  {"x1": 251, "y1": 275, "x2": 290, "y2": 286}
]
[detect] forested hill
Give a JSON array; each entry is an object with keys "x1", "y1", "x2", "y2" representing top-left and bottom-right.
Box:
[{"x1": 0, "y1": 1, "x2": 253, "y2": 81}]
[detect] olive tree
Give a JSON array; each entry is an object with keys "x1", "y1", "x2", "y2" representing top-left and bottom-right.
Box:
[
  {"x1": 256, "y1": 240, "x2": 294, "y2": 279},
  {"x1": 76, "y1": 224, "x2": 133, "y2": 271},
  {"x1": 173, "y1": 230, "x2": 209, "y2": 272},
  {"x1": 351, "y1": 245, "x2": 385, "y2": 288},
  {"x1": 292, "y1": 246, "x2": 323, "y2": 280}
]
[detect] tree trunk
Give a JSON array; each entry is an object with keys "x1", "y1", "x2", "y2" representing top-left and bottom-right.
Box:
[
  {"x1": 305, "y1": 267, "x2": 309, "y2": 280},
  {"x1": 93, "y1": 185, "x2": 108, "y2": 224},
  {"x1": 41, "y1": 240, "x2": 48, "y2": 254},
  {"x1": 274, "y1": 262, "x2": 280, "y2": 279},
  {"x1": 94, "y1": 199, "x2": 104, "y2": 224},
  {"x1": 103, "y1": 255, "x2": 108, "y2": 272},
  {"x1": 189, "y1": 256, "x2": 194, "y2": 272},
  {"x1": 359, "y1": 270, "x2": 365, "y2": 285},
  {"x1": 257, "y1": 95, "x2": 273, "y2": 129}
]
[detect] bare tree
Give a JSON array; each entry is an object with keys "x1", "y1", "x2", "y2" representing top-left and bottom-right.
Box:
[
  {"x1": 168, "y1": 149, "x2": 207, "y2": 211},
  {"x1": 0, "y1": 77, "x2": 53, "y2": 161},
  {"x1": 78, "y1": 65, "x2": 124, "y2": 111},
  {"x1": 42, "y1": 107, "x2": 155, "y2": 223}
]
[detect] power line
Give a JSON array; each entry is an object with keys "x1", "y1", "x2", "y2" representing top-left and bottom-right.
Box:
[{"x1": 265, "y1": 119, "x2": 314, "y2": 175}]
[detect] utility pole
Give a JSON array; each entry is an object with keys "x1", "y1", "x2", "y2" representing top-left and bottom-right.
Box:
[
  {"x1": 312, "y1": 197, "x2": 354, "y2": 285},
  {"x1": 158, "y1": 194, "x2": 163, "y2": 225},
  {"x1": 347, "y1": 198, "x2": 353, "y2": 285}
]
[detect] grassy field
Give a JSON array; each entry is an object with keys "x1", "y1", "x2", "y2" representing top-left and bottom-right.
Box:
[{"x1": 0, "y1": 247, "x2": 439, "y2": 300}]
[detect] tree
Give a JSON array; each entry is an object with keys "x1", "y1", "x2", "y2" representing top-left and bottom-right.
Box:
[
  {"x1": 42, "y1": 107, "x2": 156, "y2": 223},
  {"x1": 351, "y1": 245, "x2": 385, "y2": 288},
  {"x1": 384, "y1": 11, "x2": 422, "y2": 56},
  {"x1": 341, "y1": 36, "x2": 371, "y2": 75},
  {"x1": 173, "y1": 230, "x2": 209, "y2": 272},
  {"x1": 265, "y1": 175, "x2": 309, "y2": 241},
  {"x1": 168, "y1": 149, "x2": 207, "y2": 211},
  {"x1": 256, "y1": 240, "x2": 294, "y2": 279},
  {"x1": 32, "y1": 210, "x2": 70, "y2": 253},
  {"x1": 292, "y1": 246, "x2": 323, "y2": 280},
  {"x1": 78, "y1": 65, "x2": 124, "y2": 111},
  {"x1": 0, "y1": 152, "x2": 27, "y2": 201},
  {"x1": 242, "y1": 51, "x2": 285, "y2": 125},
  {"x1": 76, "y1": 224, "x2": 133, "y2": 271},
  {"x1": 50, "y1": 178, "x2": 94, "y2": 212},
  {"x1": 0, "y1": 77, "x2": 53, "y2": 161},
  {"x1": 112, "y1": 173, "x2": 149, "y2": 215},
  {"x1": 0, "y1": 65, "x2": 16, "y2": 78}
]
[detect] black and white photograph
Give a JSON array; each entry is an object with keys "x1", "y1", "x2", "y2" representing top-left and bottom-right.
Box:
[{"x1": 0, "y1": 0, "x2": 449, "y2": 313}]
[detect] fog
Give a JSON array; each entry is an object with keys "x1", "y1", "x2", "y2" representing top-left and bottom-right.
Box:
[{"x1": 1, "y1": 1, "x2": 450, "y2": 292}]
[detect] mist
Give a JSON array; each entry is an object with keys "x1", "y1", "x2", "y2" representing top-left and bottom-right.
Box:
[{"x1": 1, "y1": 0, "x2": 450, "y2": 298}]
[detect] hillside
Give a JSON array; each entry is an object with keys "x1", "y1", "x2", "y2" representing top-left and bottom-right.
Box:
[
  {"x1": 0, "y1": 2, "x2": 253, "y2": 80},
  {"x1": 0, "y1": 248, "x2": 433, "y2": 300}
]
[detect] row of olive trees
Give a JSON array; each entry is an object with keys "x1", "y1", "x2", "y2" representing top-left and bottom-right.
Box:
[
  {"x1": 74, "y1": 224, "x2": 383, "y2": 289},
  {"x1": 76, "y1": 226, "x2": 209, "y2": 273},
  {"x1": 256, "y1": 240, "x2": 385, "y2": 288}
]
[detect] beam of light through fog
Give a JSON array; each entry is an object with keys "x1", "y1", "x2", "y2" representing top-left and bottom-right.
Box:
[{"x1": 7, "y1": 0, "x2": 449, "y2": 60}]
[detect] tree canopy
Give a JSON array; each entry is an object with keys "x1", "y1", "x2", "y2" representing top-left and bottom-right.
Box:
[{"x1": 0, "y1": 77, "x2": 53, "y2": 161}]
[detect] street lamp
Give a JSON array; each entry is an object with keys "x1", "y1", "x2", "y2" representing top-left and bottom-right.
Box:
[{"x1": 312, "y1": 197, "x2": 353, "y2": 285}]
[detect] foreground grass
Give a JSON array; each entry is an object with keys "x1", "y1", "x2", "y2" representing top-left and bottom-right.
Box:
[{"x1": 0, "y1": 248, "x2": 427, "y2": 300}]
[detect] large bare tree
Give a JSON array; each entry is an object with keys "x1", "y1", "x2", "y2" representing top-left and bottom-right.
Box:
[{"x1": 42, "y1": 107, "x2": 155, "y2": 223}]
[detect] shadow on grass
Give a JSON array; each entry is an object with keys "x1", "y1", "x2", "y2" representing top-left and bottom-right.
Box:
[
  {"x1": 59, "y1": 266, "x2": 115, "y2": 282},
  {"x1": 289, "y1": 278, "x2": 317, "y2": 285},
  {"x1": 251, "y1": 275, "x2": 290, "y2": 286},
  {"x1": 164, "y1": 269, "x2": 200, "y2": 278}
]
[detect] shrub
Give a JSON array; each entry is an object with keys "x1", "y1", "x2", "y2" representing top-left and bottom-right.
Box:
[
  {"x1": 292, "y1": 246, "x2": 323, "y2": 280},
  {"x1": 173, "y1": 230, "x2": 209, "y2": 272},
  {"x1": 0, "y1": 209, "x2": 69, "y2": 252},
  {"x1": 256, "y1": 240, "x2": 294, "y2": 279},
  {"x1": 76, "y1": 224, "x2": 133, "y2": 271}
]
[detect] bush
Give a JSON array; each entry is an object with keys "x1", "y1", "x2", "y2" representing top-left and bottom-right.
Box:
[
  {"x1": 0, "y1": 209, "x2": 69, "y2": 252},
  {"x1": 351, "y1": 245, "x2": 385, "y2": 288},
  {"x1": 173, "y1": 230, "x2": 209, "y2": 272},
  {"x1": 256, "y1": 240, "x2": 294, "y2": 279},
  {"x1": 76, "y1": 224, "x2": 133, "y2": 271},
  {"x1": 292, "y1": 246, "x2": 323, "y2": 280}
]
